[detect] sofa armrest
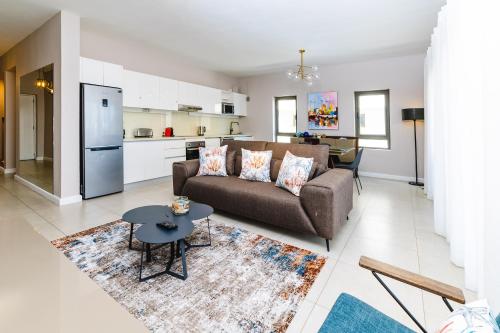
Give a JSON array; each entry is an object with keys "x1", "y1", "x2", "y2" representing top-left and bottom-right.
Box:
[
  {"x1": 300, "y1": 168, "x2": 353, "y2": 239},
  {"x1": 172, "y1": 160, "x2": 199, "y2": 196}
]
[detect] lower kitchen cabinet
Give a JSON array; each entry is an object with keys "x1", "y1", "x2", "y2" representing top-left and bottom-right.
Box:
[{"x1": 124, "y1": 141, "x2": 186, "y2": 184}]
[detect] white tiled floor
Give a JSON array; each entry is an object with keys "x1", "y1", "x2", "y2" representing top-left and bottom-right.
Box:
[{"x1": 0, "y1": 174, "x2": 475, "y2": 332}]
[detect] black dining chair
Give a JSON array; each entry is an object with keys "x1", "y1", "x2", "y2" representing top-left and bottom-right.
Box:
[{"x1": 335, "y1": 148, "x2": 364, "y2": 194}]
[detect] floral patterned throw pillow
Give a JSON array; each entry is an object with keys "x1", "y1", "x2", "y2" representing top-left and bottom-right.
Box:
[
  {"x1": 197, "y1": 145, "x2": 228, "y2": 176},
  {"x1": 275, "y1": 151, "x2": 314, "y2": 196},
  {"x1": 239, "y1": 148, "x2": 272, "y2": 182},
  {"x1": 436, "y1": 299, "x2": 500, "y2": 333}
]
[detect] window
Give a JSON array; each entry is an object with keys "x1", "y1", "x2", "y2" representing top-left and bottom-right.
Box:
[
  {"x1": 274, "y1": 96, "x2": 297, "y2": 143},
  {"x1": 355, "y1": 90, "x2": 390, "y2": 149}
]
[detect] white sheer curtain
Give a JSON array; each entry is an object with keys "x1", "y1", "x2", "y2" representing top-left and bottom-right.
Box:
[{"x1": 425, "y1": 0, "x2": 500, "y2": 310}]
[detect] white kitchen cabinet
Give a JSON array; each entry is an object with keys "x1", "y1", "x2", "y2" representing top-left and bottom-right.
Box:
[
  {"x1": 221, "y1": 90, "x2": 233, "y2": 103},
  {"x1": 233, "y1": 93, "x2": 247, "y2": 116},
  {"x1": 158, "y1": 77, "x2": 178, "y2": 110},
  {"x1": 198, "y1": 86, "x2": 221, "y2": 114},
  {"x1": 80, "y1": 57, "x2": 124, "y2": 88},
  {"x1": 124, "y1": 140, "x2": 186, "y2": 183},
  {"x1": 124, "y1": 142, "x2": 147, "y2": 184},
  {"x1": 123, "y1": 70, "x2": 159, "y2": 109},
  {"x1": 177, "y1": 81, "x2": 199, "y2": 106},
  {"x1": 164, "y1": 156, "x2": 186, "y2": 176},
  {"x1": 80, "y1": 57, "x2": 103, "y2": 85},
  {"x1": 205, "y1": 138, "x2": 221, "y2": 148},
  {"x1": 103, "y1": 62, "x2": 123, "y2": 88}
]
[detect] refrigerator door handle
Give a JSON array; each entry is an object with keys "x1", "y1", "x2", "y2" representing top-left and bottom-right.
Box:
[{"x1": 89, "y1": 146, "x2": 121, "y2": 152}]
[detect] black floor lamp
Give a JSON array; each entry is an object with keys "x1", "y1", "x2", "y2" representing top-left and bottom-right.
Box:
[{"x1": 402, "y1": 108, "x2": 424, "y2": 186}]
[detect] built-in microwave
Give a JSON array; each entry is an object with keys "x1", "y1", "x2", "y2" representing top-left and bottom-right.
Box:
[{"x1": 222, "y1": 102, "x2": 234, "y2": 114}]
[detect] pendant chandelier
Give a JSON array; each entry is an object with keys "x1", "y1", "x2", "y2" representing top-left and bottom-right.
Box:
[{"x1": 286, "y1": 49, "x2": 320, "y2": 86}]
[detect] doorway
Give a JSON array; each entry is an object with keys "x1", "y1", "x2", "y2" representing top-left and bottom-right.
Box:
[
  {"x1": 19, "y1": 94, "x2": 36, "y2": 160},
  {"x1": 17, "y1": 64, "x2": 54, "y2": 193}
]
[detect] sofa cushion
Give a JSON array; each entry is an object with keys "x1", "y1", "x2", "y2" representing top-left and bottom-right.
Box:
[
  {"x1": 197, "y1": 145, "x2": 228, "y2": 176},
  {"x1": 182, "y1": 176, "x2": 317, "y2": 235},
  {"x1": 225, "y1": 140, "x2": 268, "y2": 176},
  {"x1": 271, "y1": 159, "x2": 318, "y2": 181},
  {"x1": 276, "y1": 151, "x2": 314, "y2": 196},
  {"x1": 226, "y1": 150, "x2": 236, "y2": 175},
  {"x1": 265, "y1": 142, "x2": 329, "y2": 170},
  {"x1": 318, "y1": 293, "x2": 414, "y2": 333},
  {"x1": 239, "y1": 149, "x2": 272, "y2": 182}
]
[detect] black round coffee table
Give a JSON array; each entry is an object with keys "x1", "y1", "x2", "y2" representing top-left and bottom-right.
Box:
[
  {"x1": 122, "y1": 203, "x2": 214, "y2": 250},
  {"x1": 135, "y1": 222, "x2": 194, "y2": 281},
  {"x1": 122, "y1": 202, "x2": 214, "y2": 281}
]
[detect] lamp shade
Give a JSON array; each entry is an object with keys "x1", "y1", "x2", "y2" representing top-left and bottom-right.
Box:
[{"x1": 402, "y1": 108, "x2": 424, "y2": 121}]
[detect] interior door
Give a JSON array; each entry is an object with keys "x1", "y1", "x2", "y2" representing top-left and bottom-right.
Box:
[{"x1": 19, "y1": 94, "x2": 36, "y2": 160}]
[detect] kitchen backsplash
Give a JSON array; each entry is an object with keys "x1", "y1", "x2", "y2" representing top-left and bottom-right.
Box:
[{"x1": 123, "y1": 108, "x2": 236, "y2": 138}]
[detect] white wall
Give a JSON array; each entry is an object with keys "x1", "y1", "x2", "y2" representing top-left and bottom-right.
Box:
[
  {"x1": 0, "y1": 11, "x2": 81, "y2": 201},
  {"x1": 80, "y1": 28, "x2": 237, "y2": 91},
  {"x1": 238, "y1": 54, "x2": 425, "y2": 179}
]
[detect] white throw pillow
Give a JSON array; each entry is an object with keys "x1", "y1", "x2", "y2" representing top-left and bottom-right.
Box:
[
  {"x1": 275, "y1": 151, "x2": 314, "y2": 196},
  {"x1": 197, "y1": 145, "x2": 228, "y2": 176},
  {"x1": 435, "y1": 299, "x2": 500, "y2": 333},
  {"x1": 239, "y1": 148, "x2": 272, "y2": 182}
]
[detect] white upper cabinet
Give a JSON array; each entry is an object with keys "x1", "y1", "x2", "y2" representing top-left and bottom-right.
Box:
[
  {"x1": 177, "y1": 81, "x2": 199, "y2": 106},
  {"x1": 80, "y1": 57, "x2": 103, "y2": 85},
  {"x1": 80, "y1": 57, "x2": 123, "y2": 88},
  {"x1": 123, "y1": 70, "x2": 159, "y2": 109},
  {"x1": 233, "y1": 92, "x2": 247, "y2": 116},
  {"x1": 158, "y1": 77, "x2": 178, "y2": 110},
  {"x1": 198, "y1": 86, "x2": 221, "y2": 114},
  {"x1": 103, "y1": 62, "x2": 123, "y2": 88}
]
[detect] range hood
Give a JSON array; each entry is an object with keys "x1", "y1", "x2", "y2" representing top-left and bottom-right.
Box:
[{"x1": 178, "y1": 104, "x2": 202, "y2": 112}]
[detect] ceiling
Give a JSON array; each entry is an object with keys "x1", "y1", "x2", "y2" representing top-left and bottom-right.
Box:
[{"x1": 0, "y1": 0, "x2": 445, "y2": 77}]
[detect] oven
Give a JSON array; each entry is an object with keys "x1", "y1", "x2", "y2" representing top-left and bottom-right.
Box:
[{"x1": 185, "y1": 141, "x2": 205, "y2": 160}]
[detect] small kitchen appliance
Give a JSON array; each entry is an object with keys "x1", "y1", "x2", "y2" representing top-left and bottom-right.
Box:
[
  {"x1": 164, "y1": 127, "x2": 174, "y2": 137},
  {"x1": 197, "y1": 126, "x2": 206, "y2": 136},
  {"x1": 230, "y1": 121, "x2": 241, "y2": 135},
  {"x1": 222, "y1": 102, "x2": 234, "y2": 115},
  {"x1": 134, "y1": 128, "x2": 153, "y2": 138}
]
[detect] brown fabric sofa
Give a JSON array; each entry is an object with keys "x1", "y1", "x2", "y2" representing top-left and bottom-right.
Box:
[{"x1": 172, "y1": 140, "x2": 353, "y2": 250}]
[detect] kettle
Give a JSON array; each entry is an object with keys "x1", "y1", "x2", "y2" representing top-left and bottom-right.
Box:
[
  {"x1": 164, "y1": 127, "x2": 174, "y2": 137},
  {"x1": 197, "y1": 126, "x2": 206, "y2": 136}
]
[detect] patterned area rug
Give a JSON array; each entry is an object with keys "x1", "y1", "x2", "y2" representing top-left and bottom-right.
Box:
[{"x1": 52, "y1": 219, "x2": 326, "y2": 333}]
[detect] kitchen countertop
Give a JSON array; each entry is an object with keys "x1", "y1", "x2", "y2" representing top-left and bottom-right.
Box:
[{"x1": 123, "y1": 134, "x2": 252, "y2": 142}]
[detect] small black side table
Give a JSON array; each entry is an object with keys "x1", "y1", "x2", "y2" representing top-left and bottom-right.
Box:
[
  {"x1": 135, "y1": 222, "x2": 194, "y2": 282},
  {"x1": 122, "y1": 205, "x2": 168, "y2": 253}
]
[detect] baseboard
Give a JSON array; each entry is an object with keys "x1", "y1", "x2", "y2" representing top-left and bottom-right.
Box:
[
  {"x1": 358, "y1": 171, "x2": 424, "y2": 183},
  {"x1": 36, "y1": 156, "x2": 53, "y2": 161},
  {"x1": 58, "y1": 195, "x2": 82, "y2": 205},
  {"x1": 0, "y1": 166, "x2": 16, "y2": 174},
  {"x1": 14, "y1": 175, "x2": 82, "y2": 206}
]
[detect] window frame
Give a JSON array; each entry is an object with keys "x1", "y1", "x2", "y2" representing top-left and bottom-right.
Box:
[
  {"x1": 354, "y1": 89, "x2": 391, "y2": 149},
  {"x1": 274, "y1": 96, "x2": 297, "y2": 142}
]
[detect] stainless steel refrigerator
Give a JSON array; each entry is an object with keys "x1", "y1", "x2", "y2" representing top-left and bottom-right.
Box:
[{"x1": 80, "y1": 84, "x2": 124, "y2": 199}]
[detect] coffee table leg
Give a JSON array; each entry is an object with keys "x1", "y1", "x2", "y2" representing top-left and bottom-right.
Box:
[
  {"x1": 139, "y1": 242, "x2": 145, "y2": 282},
  {"x1": 179, "y1": 239, "x2": 188, "y2": 279},
  {"x1": 146, "y1": 243, "x2": 152, "y2": 262},
  {"x1": 128, "y1": 223, "x2": 134, "y2": 249}
]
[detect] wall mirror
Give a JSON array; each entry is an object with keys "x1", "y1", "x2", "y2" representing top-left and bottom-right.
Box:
[{"x1": 18, "y1": 64, "x2": 54, "y2": 194}]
